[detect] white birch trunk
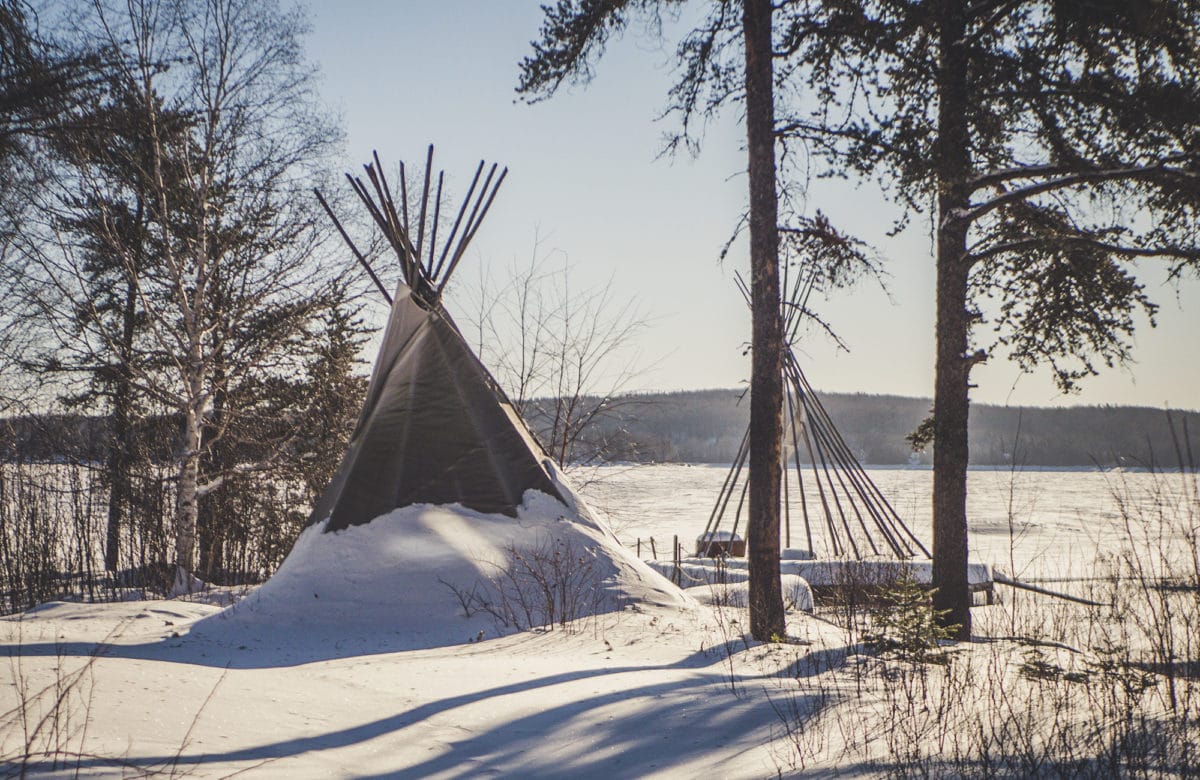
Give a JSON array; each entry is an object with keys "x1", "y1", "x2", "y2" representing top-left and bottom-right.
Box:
[{"x1": 174, "y1": 354, "x2": 206, "y2": 576}]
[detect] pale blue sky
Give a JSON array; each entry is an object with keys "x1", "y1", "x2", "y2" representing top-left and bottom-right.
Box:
[{"x1": 303, "y1": 1, "x2": 1198, "y2": 410}]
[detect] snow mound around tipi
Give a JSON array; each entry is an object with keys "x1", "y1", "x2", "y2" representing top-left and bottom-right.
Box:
[{"x1": 192, "y1": 472, "x2": 690, "y2": 653}]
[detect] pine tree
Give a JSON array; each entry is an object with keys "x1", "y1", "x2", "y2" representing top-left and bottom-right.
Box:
[
  {"x1": 519, "y1": 0, "x2": 788, "y2": 640},
  {"x1": 768, "y1": 0, "x2": 1200, "y2": 636},
  {"x1": 48, "y1": 84, "x2": 192, "y2": 572},
  {"x1": 0, "y1": 0, "x2": 112, "y2": 162}
]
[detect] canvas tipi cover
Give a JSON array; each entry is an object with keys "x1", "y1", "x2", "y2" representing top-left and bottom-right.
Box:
[{"x1": 309, "y1": 286, "x2": 564, "y2": 532}]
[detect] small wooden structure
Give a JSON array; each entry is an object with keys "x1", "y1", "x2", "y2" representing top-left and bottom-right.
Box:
[{"x1": 695, "y1": 531, "x2": 745, "y2": 558}]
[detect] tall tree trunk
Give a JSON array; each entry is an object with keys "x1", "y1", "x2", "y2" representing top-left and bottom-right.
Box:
[
  {"x1": 104, "y1": 274, "x2": 137, "y2": 571},
  {"x1": 104, "y1": 198, "x2": 144, "y2": 573},
  {"x1": 174, "y1": 350, "x2": 205, "y2": 582},
  {"x1": 932, "y1": 0, "x2": 973, "y2": 640},
  {"x1": 197, "y1": 357, "x2": 226, "y2": 579},
  {"x1": 743, "y1": 0, "x2": 786, "y2": 641}
]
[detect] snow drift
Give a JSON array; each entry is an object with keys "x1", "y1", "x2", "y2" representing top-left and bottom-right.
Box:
[{"x1": 192, "y1": 482, "x2": 690, "y2": 654}]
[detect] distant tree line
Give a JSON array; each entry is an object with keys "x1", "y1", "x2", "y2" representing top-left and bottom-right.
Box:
[
  {"x1": 526, "y1": 389, "x2": 1199, "y2": 469},
  {"x1": 10, "y1": 391, "x2": 1196, "y2": 475}
]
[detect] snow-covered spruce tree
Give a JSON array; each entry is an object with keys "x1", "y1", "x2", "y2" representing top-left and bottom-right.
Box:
[{"x1": 769, "y1": 0, "x2": 1200, "y2": 637}]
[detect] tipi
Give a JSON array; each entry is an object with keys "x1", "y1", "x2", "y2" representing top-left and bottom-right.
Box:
[
  {"x1": 667, "y1": 269, "x2": 996, "y2": 607},
  {"x1": 309, "y1": 151, "x2": 564, "y2": 529},
  {"x1": 194, "y1": 148, "x2": 686, "y2": 656}
]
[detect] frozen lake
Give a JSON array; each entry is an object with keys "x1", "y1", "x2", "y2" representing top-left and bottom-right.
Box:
[{"x1": 575, "y1": 463, "x2": 1196, "y2": 583}]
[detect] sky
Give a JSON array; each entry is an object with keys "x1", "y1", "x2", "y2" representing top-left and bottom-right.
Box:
[{"x1": 302, "y1": 1, "x2": 1199, "y2": 411}]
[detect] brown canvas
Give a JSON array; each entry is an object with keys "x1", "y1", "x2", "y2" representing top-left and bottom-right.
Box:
[{"x1": 308, "y1": 286, "x2": 563, "y2": 532}]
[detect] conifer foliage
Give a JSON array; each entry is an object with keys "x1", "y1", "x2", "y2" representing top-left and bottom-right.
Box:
[
  {"x1": 0, "y1": 0, "x2": 363, "y2": 587},
  {"x1": 769, "y1": 0, "x2": 1200, "y2": 636}
]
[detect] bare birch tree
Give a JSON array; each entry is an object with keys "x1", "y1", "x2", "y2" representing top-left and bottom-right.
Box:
[
  {"x1": 6, "y1": 0, "x2": 346, "y2": 583},
  {"x1": 461, "y1": 239, "x2": 648, "y2": 469},
  {"x1": 104, "y1": 0, "x2": 342, "y2": 583}
]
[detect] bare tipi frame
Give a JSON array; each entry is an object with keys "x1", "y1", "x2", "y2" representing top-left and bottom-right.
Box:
[{"x1": 700, "y1": 267, "x2": 930, "y2": 560}]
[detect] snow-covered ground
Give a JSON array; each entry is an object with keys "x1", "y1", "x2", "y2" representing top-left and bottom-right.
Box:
[
  {"x1": 3, "y1": 598, "x2": 846, "y2": 777},
  {"x1": 1, "y1": 465, "x2": 1195, "y2": 777},
  {"x1": 583, "y1": 463, "x2": 1195, "y2": 583}
]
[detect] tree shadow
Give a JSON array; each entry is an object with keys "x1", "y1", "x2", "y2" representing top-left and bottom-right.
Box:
[
  {"x1": 11, "y1": 641, "x2": 842, "y2": 777},
  {"x1": 2, "y1": 599, "x2": 857, "y2": 674}
]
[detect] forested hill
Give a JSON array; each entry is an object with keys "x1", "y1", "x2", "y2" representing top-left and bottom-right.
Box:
[
  {"x1": 3, "y1": 390, "x2": 1197, "y2": 468},
  {"x1": 586, "y1": 389, "x2": 1200, "y2": 467}
]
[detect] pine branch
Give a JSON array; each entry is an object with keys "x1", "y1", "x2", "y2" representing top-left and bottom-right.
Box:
[
  {"x1": 965, "y1": 162, "x2": 1200, "y2": 222},
  {"x1": 969, "y1": 235, "x2": 1200, "y2": 265}
]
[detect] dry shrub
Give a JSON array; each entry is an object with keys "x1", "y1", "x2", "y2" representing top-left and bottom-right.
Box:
[
  {"x1": 774, "y1": 451, "x2": 1199, "y2": 777},
  {"x1": 441, "y1": 535, "x2": 607, "y2": 634}
]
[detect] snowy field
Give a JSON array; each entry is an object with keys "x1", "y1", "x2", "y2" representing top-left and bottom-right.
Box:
[
  {"x1": 581, "y1": 463, "x2": 1196, "y2": 584},
  {"x1": 1, "y1": 464, "x2": 1195, "y2": 777}
]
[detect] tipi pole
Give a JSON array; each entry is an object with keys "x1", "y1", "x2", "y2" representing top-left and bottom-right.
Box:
[
  {"x1": 786, "y1": 388, "x2": 815, "y2": 554},
  {"x1": 346, "y1": 173, "x2": 411, "y2": 281},
  {"x1": 793, "y1": 363, "x2": 929, "y2": 557},
  {"x1": 440, "y1": 166, "x2": 509, "y2": 295},
  {"x1": 809, "y1": 414, "x2": 908, "y2": 557},
  {"x1": 415, "y1": 144, "x2": 434, "y2": 263},
  {"x1": 699, "y1": 425, "x2": 750, "y2": 546},
  {"x1": 726, "y1": 475, "x2": 751, "y2": 548},
  {"x1": 786, "y1": 366, "x2": 885, "y2": 555},
  {"x1": 805, "y1": 403, "x2": 862, "y2": 559},
  {"x1": 372, "y1": 150, "x2": 407, "y2": 248},
  {"x1": 362, "y1": 161, "x2": 420, "y2": 283},
  {"x1": 427, "y1": 172, "x2": 444, "y2": 274},
  {"x1": 798, "y1": 401, "x2": 846, "y2": 558},
  {"x1": 397, "y1": 159, "x2": 410, "y2": 235},
  {"x1": 782, "y1": 437, "x2": 791, "y2": 548},
  {"x1": 438, "y1": 164, "x2": 498, "y2": 292},
  {"x1": 805, "y1": 406, "x2": 883, "y2": 556},
  {"x1": 432, "y1": 160, "x2": 485, "y2": 281},
  {"x1": 313, "y1": 189, "x2": 392, "y2": 305}
]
